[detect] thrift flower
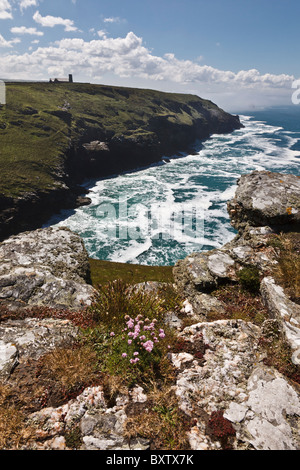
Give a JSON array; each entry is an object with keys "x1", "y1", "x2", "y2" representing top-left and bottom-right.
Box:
[
  {"x1": 127, "y1": 318, "x2": 134, "y2": 329},
  {"x1": 122, "y1": 353, "x2": 127, "y2": 358},
  {"x1": 143, "y1": 340, "x2": 154, "y2": 352}
]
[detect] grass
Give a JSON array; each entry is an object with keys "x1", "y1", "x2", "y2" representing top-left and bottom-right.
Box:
[
  {"x1": 0, "y1": 384, "x2": 35, "y2": 449},
  {"x1": 89, "y1": 258, "x2": 174, "y2": 286},
  {"x1": 125, "y1": 387, "x2": 193, "y2": 450},
  {"x1": 0, "y1": 81, "x2": 220, "y2": 199},
  {"x1": 208, "y1": 283, "x2": 269, "y2": 326},
  {"x1": 268, "y1": 232, "x2": 300, "y2": 303}
]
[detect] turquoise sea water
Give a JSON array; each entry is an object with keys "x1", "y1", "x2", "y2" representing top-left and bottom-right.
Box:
[{"x1": 45, "y1": 105, "x2": 300, "y2": 266}]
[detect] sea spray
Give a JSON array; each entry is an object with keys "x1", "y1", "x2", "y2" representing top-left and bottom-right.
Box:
[{"x1": 45, "y1": 107, "x2": 300, "y2": 266}]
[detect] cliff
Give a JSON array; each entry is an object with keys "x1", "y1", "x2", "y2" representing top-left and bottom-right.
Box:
[
  {"x1": 0, "y1": 82, "x2": 242, "y2": 241},
  {"x1": 0, "y1": 171, "x2": 299, "y2": 451}
]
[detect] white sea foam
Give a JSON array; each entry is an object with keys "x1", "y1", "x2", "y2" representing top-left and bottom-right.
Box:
[{"x1": 45, "y1": 111, "x2": 300, "y2": 265}]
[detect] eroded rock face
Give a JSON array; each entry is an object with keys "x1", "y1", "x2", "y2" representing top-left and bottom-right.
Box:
[
  {"x1": 0, "y1": 318, "x2": 79, "y2": 379},
  {"x1": 0, "y1": 227, "x2": 96, "y2": 310},
  {"x1": 171, "y1": 320, "x2": 300, "y2": 450},
  {"x1": 227, "y1": 170, "x2": 300, "y2": 231},
  {"x1": 25, "y1": 385, "x2": 150, "y2": 450},
  {"x1": 224, "y1": 365, "x2": 300, "y2": 450},
  {"x1": 260, "y1": 276, "x2": 300, "y2": 353}
]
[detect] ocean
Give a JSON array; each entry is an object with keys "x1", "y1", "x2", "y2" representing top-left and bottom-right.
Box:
[{"x1": 45, "y1": 105, "x2": 300, "y2": 266}]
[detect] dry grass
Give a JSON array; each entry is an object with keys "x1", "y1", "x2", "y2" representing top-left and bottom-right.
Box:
[
  {"x1": 0, "y1": 384, "x2": 34, "y2": 449},
  {"x1": 38, "y1": 344, "x2": 99, "y2": 394},
  {"x1": 271, "y1": 233, "x2": 300, "y2": 303},
  {"x1": 125, "y1": 387, "x2": 192, "y2": 450}
]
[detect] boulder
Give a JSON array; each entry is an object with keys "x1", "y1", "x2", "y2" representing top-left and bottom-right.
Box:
[
  {"x1": 260, "y1": 277, "x2": 300, "y2": 354},
  {"x1": 227, "y1": 170, "x2": 300, "y2": 231},
  {"x1": 0, "y1": 227, "x2": 96, "y2": 310},
  {"x1": 0, "y1": 318, "x2": 79, "y2": 379},
  {"x1": 173, "y1": 249, "x2": 237, "y2": 297}
]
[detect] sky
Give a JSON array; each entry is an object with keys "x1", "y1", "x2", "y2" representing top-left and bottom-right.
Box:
[{"x1": 0, "y1": 0, "x2": 300, "y2": 112}]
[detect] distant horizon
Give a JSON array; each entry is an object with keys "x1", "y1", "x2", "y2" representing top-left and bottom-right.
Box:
[{"x1": 2, "y1": 78, "x2": 300, "y2": 116}]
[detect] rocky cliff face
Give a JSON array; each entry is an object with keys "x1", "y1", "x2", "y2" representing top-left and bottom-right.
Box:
[
  {"x1": 0, "y1": 171, "x2": 299, "y2": 451},
  {"x1": 0, "y1": 82, "x2": 243, "y2": 241}
]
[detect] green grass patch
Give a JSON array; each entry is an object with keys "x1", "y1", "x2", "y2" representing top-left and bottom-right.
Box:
[{"x1": 89, "y1": 258, "x2": 174, "y2": 287}]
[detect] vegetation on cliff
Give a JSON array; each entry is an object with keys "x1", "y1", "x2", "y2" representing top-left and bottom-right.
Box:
[{"x1": 0, "y1": 83, "x2": 239, "y2": 197}]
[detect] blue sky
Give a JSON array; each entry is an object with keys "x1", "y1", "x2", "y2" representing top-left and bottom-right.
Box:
[{"x1": 0, "y1": 0, "x2": 300, "y2": 111}]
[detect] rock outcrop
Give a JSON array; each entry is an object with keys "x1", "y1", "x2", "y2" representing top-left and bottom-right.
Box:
[
  {"x1": 227, "y1": 170, "x2": 300, "y2": 232},
  {"x1": 0, "y1": 226, "x2": 96, "y2": 311}
]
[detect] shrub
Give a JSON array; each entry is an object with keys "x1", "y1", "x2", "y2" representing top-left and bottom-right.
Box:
[
  {"x1": 237, "y1": 265, "x2": 260, "y2": 294},
  {"x1": 206, "y1": 410, "x2": 236, "y2": 449},
  {"x1": 88, "y1": 280, "x2": 166, "y2": 332}
]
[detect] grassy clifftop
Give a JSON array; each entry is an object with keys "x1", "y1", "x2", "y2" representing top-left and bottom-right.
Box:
[{"x1": 0, "y1": 81, "x2": 241, "y2": 198}]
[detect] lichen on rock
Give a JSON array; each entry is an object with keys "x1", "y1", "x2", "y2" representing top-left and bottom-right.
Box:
[{"x1": 0, "y1": 226, "x2": 96, "y2": 310}]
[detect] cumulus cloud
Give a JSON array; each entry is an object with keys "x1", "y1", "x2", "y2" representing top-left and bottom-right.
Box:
[
  {"x1": 0, "y1": 31, "x2": 294, "y2": 109},
  {"x1": 0, "y1": 0, "x2": 12, "y2": 19},
  {"x1": 33, "y1": 10, "x2": 77, "y2": 31},
  {"x1": 19, "y1": 0, "x2": 38, "y2": 12},
  {"x1": 11, "y1": 25, "x2": 44, "y2": 36}
]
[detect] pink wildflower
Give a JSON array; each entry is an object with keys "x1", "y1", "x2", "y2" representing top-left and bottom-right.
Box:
[
  {"x1": 122, "y1": 353, "x2": 127, "y2": 358},
  {"x1": 110, "y1": 332, "x2": 115, "y2": 337},
  {"x1": 130, "y1": 358, "x2": 139, "y2": 364},
  {"x1": 143, "y1": 340, "x2": 154, "y2": 352},
  {"x1": 127, "y1": 318, "x2": 134, "y2": 329}
]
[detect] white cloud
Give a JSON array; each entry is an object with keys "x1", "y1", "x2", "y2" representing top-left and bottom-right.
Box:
[
  {"x1": 0, "y1": 31, "x2": 294, "y2": 110},
  {"x1": 0, "y1": 33, "x2": 20, "y2": 47},
  {"x1": 19, "y1": 0, "x2": 38, "y2": 12},
  {"x1": 11, "y1": 26, "x2": 44, "y2": 36},
  {"x1": 33, "y1": 10, "x2": 77, "y2": 31},
  {"x1": 97, "y1": 30, "x2": 107, "y2": 38},
  {"x1": 103, "y1": 17, "x2": 123, "y2": 24},
  {"x1": 0, "y1": 0, "x2": 12, "y2": 19}
]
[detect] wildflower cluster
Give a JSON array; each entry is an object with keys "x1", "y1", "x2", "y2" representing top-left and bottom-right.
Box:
[{"x1": 110, "y1": 314, "x2": 169, "y2": 366}]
